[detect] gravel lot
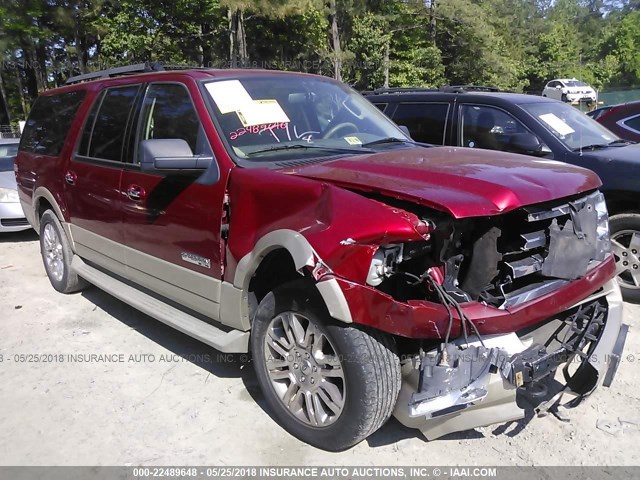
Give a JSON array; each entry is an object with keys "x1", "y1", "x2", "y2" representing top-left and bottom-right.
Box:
[{"x1": 0, "y1": 229, "x2": 639, "y2": 466}]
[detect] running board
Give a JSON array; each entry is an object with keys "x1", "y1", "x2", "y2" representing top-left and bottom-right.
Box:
[{"x1": 71, "y1": 256, "x2": 249, "y2": 353}]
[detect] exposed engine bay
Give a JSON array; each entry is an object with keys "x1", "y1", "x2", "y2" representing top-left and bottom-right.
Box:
[
  {"x1": 361, "y1": 190, "x2": 623, "y2": 440},
  {"x1": 366, "y1": 190, "x2": 611, "y2": 310}
]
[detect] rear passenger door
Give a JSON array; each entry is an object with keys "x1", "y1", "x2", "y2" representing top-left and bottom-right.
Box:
[
  {"x1": 119, "y1": 82, "x2": 226, "y2": 320},
  {"x1": 66, "y1": 84, "x2": 142, "y2": 269},
  {"x1": 387, "y1": 102, "x2": 451, "y2": 145}
]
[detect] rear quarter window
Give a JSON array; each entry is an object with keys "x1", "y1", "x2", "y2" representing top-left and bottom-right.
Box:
[
  {"x1": 20, "y1": 90, "x2": 86, "y2": 156},
  {"x1": 390, "y1": 102, "x2": 450, "y2": 144},
  {"x1": 78, "y1": 85, "x2": 141, "y2": 161},
  {"x1": 622, "y1": 115, "x2": 640, "y2": 133}
]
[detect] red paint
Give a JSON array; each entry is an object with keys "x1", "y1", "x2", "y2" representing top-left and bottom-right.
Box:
[
  {"x1": 593, "y1": 101, "x2": 640, "y2": 142},
  {"x1": 283, "y1": 147, "x2": 602, "y2": 218},
  {"x1": 335, "y1": 255, "x2": 616, "y2": 339}
]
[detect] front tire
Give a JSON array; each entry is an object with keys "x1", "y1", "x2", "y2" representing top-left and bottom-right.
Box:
[
  {"x1": 39, "y1": 210, "x2": 88, "y2": 293},
  {"x1": 251, "y1": 281, "x2": 401, "y2": 451},
  {"x1": 610, "y1": 213, "x2": 640, "y2": 303}
]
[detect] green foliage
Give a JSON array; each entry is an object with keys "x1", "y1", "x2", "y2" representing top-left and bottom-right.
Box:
[
  {"x1": 603, "y1": 11, "x2": 640, "y2": 85},
  {"x1": 0, "y1": 0, "x2": 639, "y2": 122},
  {"x1": 345, "y1": 13, "x2": 388, "y2": 89}
]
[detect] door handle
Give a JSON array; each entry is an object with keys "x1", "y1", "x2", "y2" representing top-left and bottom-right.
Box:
[
  {"x1": 126, "y1": 184, "x2": 146, "y2": 201},
  {"x1": 64, "y1": 171, "x2": 77, "y2": 185}
]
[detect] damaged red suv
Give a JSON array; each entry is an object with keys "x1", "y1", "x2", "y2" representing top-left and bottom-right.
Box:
[{"x1": 16, "y1": 65, "x2": 628, "y2": 451}]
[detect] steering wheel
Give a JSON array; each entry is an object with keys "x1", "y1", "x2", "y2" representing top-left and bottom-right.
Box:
[{"x1": 321, "y1": 122, "x2": 358, "y2": 139}]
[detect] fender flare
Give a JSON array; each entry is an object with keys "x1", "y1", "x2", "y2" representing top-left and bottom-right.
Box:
[
  {"x1": 32, "y1": 187, "x2": 71, "y2": 240},
  {"x1": 233, "y1": 229, "x2": 353, "y2": 324}
]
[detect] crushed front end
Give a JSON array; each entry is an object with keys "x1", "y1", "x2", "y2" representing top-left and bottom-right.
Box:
[{"x1": 322, "y1": 190, "x2": 628, "y2": 439}]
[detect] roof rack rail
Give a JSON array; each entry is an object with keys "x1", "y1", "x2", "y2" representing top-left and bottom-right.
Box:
[
  {"x1": 65, "y1": 62, "x2": 160, "y2": 85},
  {"x1": 438, "y1": 85, "x2": 502, "y2": 93},
  {"x1": 64, "y1": 62, "x2": 210, "y2": 85},
  {"x1": 362, "y1": 87, "x2": 440, "y2": 95},
  {"x1": 362, "y1": 85, "x2": 507, "y2": 95}
]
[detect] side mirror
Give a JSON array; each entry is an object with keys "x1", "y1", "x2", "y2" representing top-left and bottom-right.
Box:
[
  {"x1": 398, "y1": 125, "x2": 412, "y2": 139},
  {"x1": 140, "y1": 139, "x2": 213, "y2": 171},
  {"x1": 555, "y1": 85, "x2": 563, "y2": 89},
  {"x1": 509, "y1": 133, "x2": 550, "y2": 156}
]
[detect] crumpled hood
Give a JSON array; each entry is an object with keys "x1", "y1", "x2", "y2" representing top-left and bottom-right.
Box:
[{"x1": 283, "y1": 146, "x2": 601, "y2": 218}]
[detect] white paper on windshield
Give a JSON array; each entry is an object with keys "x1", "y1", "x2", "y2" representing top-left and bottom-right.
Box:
[
  {"x1": 539, "y1": 113, "x2": 575, "y2": 136},
  {"x1": 236, "y1": 100, "x2": 290, "y2": 127},
  {"x1": 205, "y1": 80, "x2": 254, "y2": 114}
]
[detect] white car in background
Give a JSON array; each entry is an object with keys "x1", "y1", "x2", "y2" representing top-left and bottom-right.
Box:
[
  {"x1": 0, "y1": 138, "x2": 30, "y2": 232},
  {"x1": 542, "y1": 78, "x2": 598, "y2": 103}
]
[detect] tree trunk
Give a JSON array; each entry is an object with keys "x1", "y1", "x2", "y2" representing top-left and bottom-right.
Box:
[
  {"x1": 200, "y1": 23, "x2": 211, "y2": 67},
  {"x1": 237, "y1": 10, "x2": 248, "y2": 67},
  {"x1": 429, "y1": 0, "x2": 437, "y2": 46},
  {"x1": 0, "y1": 69, "x2": 12, "y2": 125},
  {"x1": 35, "y1": 40, "x2": 48, "y2": 90},
  {"x1": 228, "y1": 9, "x2": 236, "y2": 68},
  {"x1": 14, "y1": 64, "x2": 28, "y2": 118},
  {"x1": 383, "y1": 39, "x2": 390, "y2": 88},
  {"x1": 74, "y1": 4, "x2": 88, "y2": 73},
  {"x1": 21, "y1": 47, "x2": 40, "y2": 102},
  {"x1": 329, "y1": 0, "x2": 342, "y2": 81}
]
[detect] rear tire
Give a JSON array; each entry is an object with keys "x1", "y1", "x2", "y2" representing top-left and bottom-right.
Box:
[
  {"x1": 251, "y1": 281, "x2": 401, "y2": 451},
  {"x1": 39, "y1": 210, "x2": 88, "y2": 293},
  {"x1": 610, "y1": 213, "x2": 640, "y2": 303}
]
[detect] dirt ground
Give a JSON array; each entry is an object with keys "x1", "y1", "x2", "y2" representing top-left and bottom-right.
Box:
[{"x1": 0, "y1": 229, "x2": 639, "y2": 466}]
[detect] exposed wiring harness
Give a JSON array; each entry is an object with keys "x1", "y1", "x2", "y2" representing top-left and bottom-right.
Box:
[
  {"x1": 316, "y1": 265, "x2": 486, "y2": 351},
  {"x1": 399, "y1": 270, "x2": 486, "y2": 350}
]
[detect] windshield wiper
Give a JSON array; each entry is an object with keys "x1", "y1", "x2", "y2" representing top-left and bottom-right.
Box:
[
  {"x1": 572, "y1": 143, "x2": 609, "y2": 152},
  {"x1": 361, "y1": 137, "x2": 415, "y2": 148},
  {"x1": 245, "y1": 144, "x2": 373, "y2": 157},
  {"x1": 608, "y1": 139, "x2": 632, "y2": 146}
]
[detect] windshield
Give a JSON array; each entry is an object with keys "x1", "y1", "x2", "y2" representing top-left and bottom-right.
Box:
[
  {"x1": 203, "y1": 76, "x2": 409, "y2": 162},
  {"x1": 521, "y1": 102, "x2": 619, "y2": 151},
  {"x1": 0, "y1": 143, "x2": 18, "y2": 172},
  {"x1": 565, "y1": 80, "x2": 588, "y2": 87}
]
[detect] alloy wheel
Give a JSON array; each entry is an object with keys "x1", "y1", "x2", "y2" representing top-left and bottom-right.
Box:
[
  {"x1": 263, "y1": 311, "x2": 345, "y2": 427},
  {"x1": 612, "y1": 229, "x2": 640, "y2": 289},
  {"x1": 43, "y1": 223, "x2": 64, "y2": 282}
]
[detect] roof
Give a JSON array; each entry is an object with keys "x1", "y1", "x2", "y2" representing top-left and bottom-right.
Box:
[
  {"x1": 364, "y1": 89, "x2": 556, "y2": 105},
  {"x1": 43, "y1": 67, "x2": 330, "y2": 96}
]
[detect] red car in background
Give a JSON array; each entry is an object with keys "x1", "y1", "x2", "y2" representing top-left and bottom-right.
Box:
[{"x1": 588, "y1": 100, "x2": 640, "y2": 142}]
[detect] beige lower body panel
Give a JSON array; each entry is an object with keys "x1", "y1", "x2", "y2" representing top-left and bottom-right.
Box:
[{"x1": 71, "y1": 225, "x2": 222, "y2": 323}]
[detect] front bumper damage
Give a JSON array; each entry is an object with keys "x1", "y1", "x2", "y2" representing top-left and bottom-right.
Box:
[{"x1": 392, "y1": 279, "x2": 627, "y2": 440}]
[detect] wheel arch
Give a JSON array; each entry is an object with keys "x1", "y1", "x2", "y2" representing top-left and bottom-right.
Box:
[
  {"x1": 605, "y1": 191, "x2": 640, "y2": 217},
  {"x1": 32, "y1": 187, "x2": 68, "y2": 231},
  {"x1": 230, "y1": 229, "x2": 353, "y2": 327}
]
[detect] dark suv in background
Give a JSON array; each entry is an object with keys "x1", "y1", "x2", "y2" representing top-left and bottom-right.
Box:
[{"x1": 365, "y1": 87, "x2": 640, "y2": 301}]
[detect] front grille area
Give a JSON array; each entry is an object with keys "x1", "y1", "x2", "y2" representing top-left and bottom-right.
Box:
[
  {"x1": 459, "y1": 191, "x2": 608, "y2": 309},
  {"x1": 1, "y1": 218, "x2": 29, "y2": 227}
]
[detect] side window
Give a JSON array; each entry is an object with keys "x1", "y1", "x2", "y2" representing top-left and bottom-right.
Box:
[
  {"x1": 372, "y1": 103, "x2": 387, "y2": 112},
  {"x1": 137, "y1": 83, "x2": 212, "y2": 159},
  {"x1": 460, "y1": 105, "x2": 533, "y2": 152},
  {"x1": 20, "y1": 90, "x2": 86, "y2": 156},
  {"x1": 391, "y1": 103, "x2": 449, "y2": 145},
  {"x1": 622, "y1": 115, "x2": 640, "y2": 134},
  {"x1": 78, "y1": 85, "x2": 141, "y2": 161}
]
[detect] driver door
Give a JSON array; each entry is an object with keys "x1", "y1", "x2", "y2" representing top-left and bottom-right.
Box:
[{"x1": 120, "y1": 81, "x2": 227, "y2": 320}]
